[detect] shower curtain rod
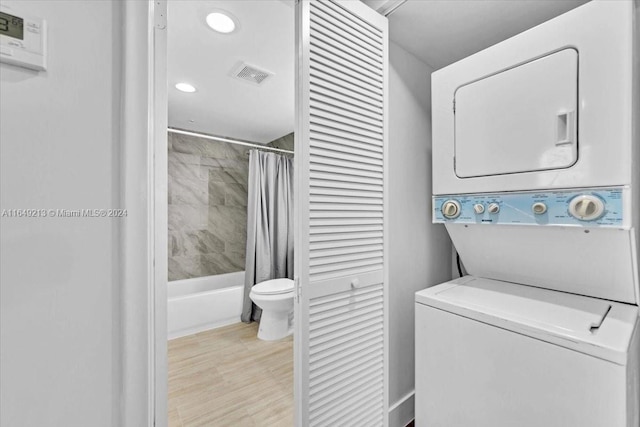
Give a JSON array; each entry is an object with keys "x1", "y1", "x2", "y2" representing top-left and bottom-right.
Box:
[{"x1": 168, "y1": 128, "x2": 294, "y2": 155}]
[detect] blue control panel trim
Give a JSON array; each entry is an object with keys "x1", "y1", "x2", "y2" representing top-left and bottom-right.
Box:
[{"x1": 433, "y1": 187, "x2": 624, "y2": 227}]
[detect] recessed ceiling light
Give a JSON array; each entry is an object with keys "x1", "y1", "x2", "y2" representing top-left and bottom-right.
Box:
[
  {"x1": 206, "y1": 11, "x2": 236, "y2": 34},
  {"x1": 175, "y1": 82, "x2": 196, "y2": 93}
]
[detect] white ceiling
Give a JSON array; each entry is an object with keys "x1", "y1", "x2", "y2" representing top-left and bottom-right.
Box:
[
  {"x1": 388, "y1": 0, "x2": 589, "y2": 70},
  {"x1": 168, "y1": 0, "x2": 589, "y2": 143},
  {"x1": 168, "y1": 0, "x2": 294, "y2": 144}
]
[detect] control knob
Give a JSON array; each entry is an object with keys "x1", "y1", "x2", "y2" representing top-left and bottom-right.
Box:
[
  {"x1": 532, "y1": 202, "x2": 547, "y2": 215},
  {"x1": 473, "y1": 204, "x2": 485, "y2": 214},
  {"x1": 488, "y1": 203, "x2": 500, "y2": 214},
  {"x1": 568, "y1": 195, "x2": 605, "y2": 221},
  {"x1": 441, "y1": 200, "x2": 461, "y2": 219}
]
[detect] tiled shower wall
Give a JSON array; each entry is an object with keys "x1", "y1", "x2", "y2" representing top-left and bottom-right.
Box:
[
  {"x1": 267, "y1": 132, "x2": 294, "y2": 151},
  {"x1": 168, "y1": 132, "x2": 249, "y2": 281}
]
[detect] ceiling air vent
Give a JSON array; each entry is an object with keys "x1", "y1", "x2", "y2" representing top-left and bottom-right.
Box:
[{"x1": 232, "y1": 62, "x2": 273, "y2": 85}]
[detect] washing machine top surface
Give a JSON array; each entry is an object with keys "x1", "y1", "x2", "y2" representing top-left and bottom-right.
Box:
[
  {"x1": 416, "y1": 276, "x2": 638, "y2": 365},
  {"x1": 252, "y1": 278, "x2": 294, "y2": 295}
]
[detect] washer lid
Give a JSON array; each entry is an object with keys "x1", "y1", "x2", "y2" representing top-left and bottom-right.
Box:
[
  {"x1": 252, "y1": 278, "x2": 294, "y2": 295},
  {"x1": 416, "y1": 276, "x2": 638, "y2": 365}
]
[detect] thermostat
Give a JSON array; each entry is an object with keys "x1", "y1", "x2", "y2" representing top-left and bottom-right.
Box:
[{"x1": 0, "y1": 5, "x2": 47, "y2": 71}]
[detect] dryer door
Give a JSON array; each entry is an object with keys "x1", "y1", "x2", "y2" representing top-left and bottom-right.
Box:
[{"x1": 454, "y1": 48, "x2": 578, "y2": 178}]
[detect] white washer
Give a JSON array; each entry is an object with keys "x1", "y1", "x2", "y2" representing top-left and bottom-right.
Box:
[
  {"x1": 415, "y1": 277, "x2": 639, "y2": 427},
  {"x1": 418, "y1": 1, "x2": 640, "y2": 426}
]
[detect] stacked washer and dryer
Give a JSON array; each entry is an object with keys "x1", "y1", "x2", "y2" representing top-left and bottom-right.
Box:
[{"x1": 415, "y1": 2, "x2": 640, "y2": 426}]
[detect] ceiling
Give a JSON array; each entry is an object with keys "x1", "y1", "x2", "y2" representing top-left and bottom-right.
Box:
[
  {"x1": 388, "y1": 0, "x2": 589, "y2": 70},
  {"x1": 168, "y1": 0, "x2": 589, "y2": 142},
  {"x1": 168, "y1": 0, "x2": 294, "y2": 144}
]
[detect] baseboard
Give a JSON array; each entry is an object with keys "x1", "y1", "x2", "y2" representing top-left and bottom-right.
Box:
[
  {"x1": 167, "y1": 317, "x2": 241, "y2": 340},
  {"x1": 389, "y1": 390, "x2": 415, "y2": 427}
]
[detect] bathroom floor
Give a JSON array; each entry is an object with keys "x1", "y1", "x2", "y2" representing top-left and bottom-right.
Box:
[{"x1": 168, "y1": 322, "x2": 293, "y2": 426}]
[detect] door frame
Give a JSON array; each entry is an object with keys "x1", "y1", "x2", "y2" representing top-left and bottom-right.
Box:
[
  {"x1": 122, "y1": 2, "x2": 390, "y2": 426},
  {"x1": 123, "y1": 1, "x2": 306, "y2": 426},
  {"x1": 120, "y1": 1, "x2": 168, "y2": 426}
]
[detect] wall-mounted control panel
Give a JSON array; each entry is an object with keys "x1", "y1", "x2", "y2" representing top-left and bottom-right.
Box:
[
  {"x1": 433, "y1": 187, "x2": 626, "y2": 227},
  {"x1": 0, "y1": 6, "x2": 46, "y2": 71}
]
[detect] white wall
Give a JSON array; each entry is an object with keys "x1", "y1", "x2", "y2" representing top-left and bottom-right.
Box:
[
  {"x1": 0, "y1": 2, "x2": 122, "y2": 426},
  {"x1": 388, "y1": 41, "x2": 453, "y2": 427}
]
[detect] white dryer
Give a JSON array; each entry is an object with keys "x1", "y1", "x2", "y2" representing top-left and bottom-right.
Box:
[{"x1": 417, "y1": 1, "x2": 640, "y2": 426}]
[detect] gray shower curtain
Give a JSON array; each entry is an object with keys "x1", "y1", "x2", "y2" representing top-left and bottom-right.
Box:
[{"x1": 241, "y1": 150, "x2": 294, "y2": 323}]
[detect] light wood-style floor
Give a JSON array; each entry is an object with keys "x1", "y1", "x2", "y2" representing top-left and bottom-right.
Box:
[{"x1": 168, "y1": 322, "x2": 293, "y2": 427}]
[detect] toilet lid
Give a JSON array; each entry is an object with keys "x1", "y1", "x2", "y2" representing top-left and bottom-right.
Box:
[{"x1": 252, "y1": 278, "x2": 294, "y2": 295}]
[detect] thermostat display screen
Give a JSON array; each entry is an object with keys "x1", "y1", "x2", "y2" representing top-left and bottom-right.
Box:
[{"x1": 0, "y1": 12, "x2": 24, "y2": 40}]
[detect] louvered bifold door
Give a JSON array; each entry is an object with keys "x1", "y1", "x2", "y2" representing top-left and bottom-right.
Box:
[{"x1": 294, "y1": 1, "x2": 388, "y2": 426}]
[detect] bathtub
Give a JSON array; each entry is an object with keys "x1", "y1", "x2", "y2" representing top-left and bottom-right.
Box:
[{"x1": 168, "y1": 271, "x2": 245, "y2": 340}]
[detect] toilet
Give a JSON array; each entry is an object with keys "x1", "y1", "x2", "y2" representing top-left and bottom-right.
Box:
[{"x1": 249, "y1": 278, "x2": 294, "y2": 341}]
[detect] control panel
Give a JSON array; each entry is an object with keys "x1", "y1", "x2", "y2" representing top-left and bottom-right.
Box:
[
  {"x1": 433, "y1": 187, "x2": 625, "y2": 227},
  {"x1": 0, "y1": 5, "x2": 47, "y2": 71}
]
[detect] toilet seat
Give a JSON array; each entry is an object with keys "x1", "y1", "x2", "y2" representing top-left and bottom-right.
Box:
[{"x1": 251, "y1": 278, "x2": 294, "y2": 295}]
